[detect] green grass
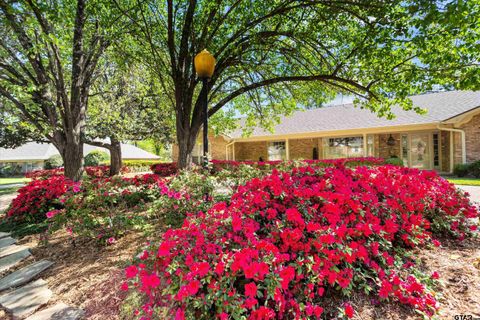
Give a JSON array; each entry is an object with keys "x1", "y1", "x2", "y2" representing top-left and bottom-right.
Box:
[
  {"x1": 446, "y1": 177, "x2": 480, "y2": 186},
  {"x1": 0, "y1": 177, "x2": 30, "y2": 186}
]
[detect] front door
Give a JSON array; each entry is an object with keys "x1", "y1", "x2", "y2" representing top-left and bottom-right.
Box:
[{"x1": 409, "y1": 133, "x2": 431, "y2": 169}]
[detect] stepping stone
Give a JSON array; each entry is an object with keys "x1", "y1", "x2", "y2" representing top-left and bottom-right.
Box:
[
  {"x1": 0, "y1": 279, "x2": 52, "y2": 319},
  {"x1": 0, "y1": 249, "x2": 31, "y2": 273},
  {"x1": 0, "y1": 237, "x2": 16, "y2": 248},
  {"x1": 25, "y1": 303, "x2": 85, "y2": 320},
  {"x1": 0, "y1": 232, "x2": 10, "y2": 239},
  {"x1": 0, "y1": 245, "x2": 30, "y2": 259},
  {"x1": 0, "y1": 260, "x2": 53, "y2": 291}
]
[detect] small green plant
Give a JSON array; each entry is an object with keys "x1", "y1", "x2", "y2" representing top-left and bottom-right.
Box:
[
  {"x1": 44, "y1": 155, "x2": 63, "y2": 169},
  {"x1": 385, "y1": 157, "x2": 404, "y2": 166},
  {"x1": 84, "y1": 150, "x2": 110, "y2": 166},
  {"x1": 453, "y1": 163, "x2": 471, "y2": 177},
  {"x1": 468, "y1": 160, "x2": 480, "y2": 178}
]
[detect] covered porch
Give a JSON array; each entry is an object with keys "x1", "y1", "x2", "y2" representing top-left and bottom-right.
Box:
[{"x1": 226, "y1": 124, "x2": 465, "y2": 173}]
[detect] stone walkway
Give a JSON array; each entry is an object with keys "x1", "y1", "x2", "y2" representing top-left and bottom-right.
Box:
[{"x1": 0, "y1": 233, "x2": 84, "y2": 319}]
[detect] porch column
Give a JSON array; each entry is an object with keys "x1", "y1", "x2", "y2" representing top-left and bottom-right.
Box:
[
  {"x1": 232, "y1": 142, "x2": 235, "y2": 161},
  {"x1": 363, "y1": 133, "x2": 367, "y2": 157},
  {"x1": 285, "y1": 139, "x2": 290, "y2": 160}
]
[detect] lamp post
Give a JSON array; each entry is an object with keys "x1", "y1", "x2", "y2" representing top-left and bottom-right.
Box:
[{"x1": 194, "y1": 49, "x2": 216, "y2": 168}]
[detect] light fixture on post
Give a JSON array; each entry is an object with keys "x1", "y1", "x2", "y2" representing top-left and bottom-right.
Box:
[
  {"x1": 194, "y1": 49, "x2": 216, "y2": 168},
  {"x1": 387, "y1": 134, "x2": 395, "y2": 146}
]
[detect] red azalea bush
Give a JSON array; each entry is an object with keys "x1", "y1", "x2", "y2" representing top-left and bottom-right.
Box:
[
  {"x1": 84, "y1": 165, "x2": 130, "y2": 178},
  {"x1": 210, "y1": 157, "x2": 385, "y2": 172},
  {"x1": 25, "y1": 168, "x2": 64, "y2": 180},
  {"x1": 6, "y1": 175, "x2": 77, "y2": 222},
  {"x1": 26, "y1": 166, "x2": 129, "y2": 180},
  {"x1": 151, "y1": 162, "x2": 178, "y2": 176},
  {"x1": 122, "y1": 165, "x2": 478, "y2": 319},
  {"x1": 46, "y1": 173, "x2": 168, "y2": 243}
]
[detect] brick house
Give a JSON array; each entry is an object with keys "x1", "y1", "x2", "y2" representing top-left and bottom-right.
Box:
[{"x1": 173, "y1": 91, "x2": 480, "y2": 173}]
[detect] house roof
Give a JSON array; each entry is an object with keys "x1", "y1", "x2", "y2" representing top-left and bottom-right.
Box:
[
  {"x1": 0, "y1": 142, "x2": 160, "y2": 162},
  {"x1": 228, "y1": 90, "x2": 480, "y2": 139}
]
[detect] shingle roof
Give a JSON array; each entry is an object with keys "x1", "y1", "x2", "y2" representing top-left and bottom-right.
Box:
[
  {"x1": 0, "y1": 142, "x2": 160, "y2": 161},
  {"x1": 229, "y1": 90, "x2": 480, "y2": 139},
  {"x1": 0, "y1": 142, "x2": 58, "y2": 161}
]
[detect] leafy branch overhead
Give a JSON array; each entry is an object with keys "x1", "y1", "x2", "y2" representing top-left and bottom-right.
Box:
[{"x1": 112, "y1": 0, "x2": 480, "y2": 167}]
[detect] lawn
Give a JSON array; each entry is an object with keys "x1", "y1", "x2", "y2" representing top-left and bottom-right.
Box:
[
  {"x1": 0, "y1": 177, "x2": 30, "y2": 186},
  {"x1": 0, "y1": 186, "x2": 20, "y2": 196},
  {"x1": 446, "y1": 177, "x2": 480, "y2": 186}
]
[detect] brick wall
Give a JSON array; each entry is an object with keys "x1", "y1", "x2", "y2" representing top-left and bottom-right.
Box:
[
  {"x1": 460, "y1": 114, "x2": 480, "y2": 163},
  {"x1": 289, "y1": 138, "x2": 319, "y2": 160},
  {"x1": 234, "y1": 141, "x2": 268, "y2": 161},
  {"x1": 171, "y1": 134, "x2": 228, "y2": 162},
  {"x1": 377, "y1": 133, "x2": 401, "y2": 159}
]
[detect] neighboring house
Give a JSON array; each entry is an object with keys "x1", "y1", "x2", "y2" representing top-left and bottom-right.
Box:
[
  {"x1": 0, "y1": 142, "x2": 160, "y2": 174},
  {"x1": 173, "y1": 91, "x2": 480, "y2": 173}
]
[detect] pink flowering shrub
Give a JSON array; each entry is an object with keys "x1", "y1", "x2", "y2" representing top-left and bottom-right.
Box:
[
  {"x1": 25, "y1": 168, "x2": 64, "y2": 180},
  {"x1": 25, "y1": 166, "x2": 129, "y2": 180},
  {"x1": 151, "y1": 163, "x2": 178, "y2": 176},
  {"x1": 5, "y1": 175, "x2": 76, "y2": 222},
  {"x1": 47, "y1": 174, "x2": 167, "y2": 243},
  {"x1": 211, "y1": 157, "x2": 385, "y2": 172},
  {"x1": 84, "y1": 165, "x2": 130, "y2": 178},
  {"x1": 122, "y1": 165, "x2": 478, "y2": 319}
]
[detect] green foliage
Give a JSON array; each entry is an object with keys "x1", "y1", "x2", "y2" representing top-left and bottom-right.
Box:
[
  {"x1": 123, "y1": 160, "x2": 162, "y2": 172},
  {"x1": 135, "y1": 140, "x2": 172, "y2": 161},
  {"x1": 454, "y1": 163, "x2": 471, "y2": 177},
  {"x1": 84, "y1": 150, "x2": 110, "y2": 166},
  {"x1": 150, "y1": 170, "x2": 217, "y2": 228},
  {"x1": 0, "y1": 164, "x2": 22, "y2": 177},
  {"x1": 47, "y1": 176, "x2": 160, "y2": 244},
  {"x1": 44, "y1": 155, "x2": 63, "y2": 169},
  {"x1": 385, "y1": 157, "x2": 405, "y2": 166},
  {"x1": 469, "y1": 160, "x2": 480, "y2": 178}
]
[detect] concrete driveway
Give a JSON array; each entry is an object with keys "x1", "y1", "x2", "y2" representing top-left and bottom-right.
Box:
[{"x1": 456, "y1": 185, "x2": 480, "y2": 204}]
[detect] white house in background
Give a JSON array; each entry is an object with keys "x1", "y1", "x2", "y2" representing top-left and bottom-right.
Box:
[{"x1": 0, "y1": 142, "x2": 160, "y2": 173}]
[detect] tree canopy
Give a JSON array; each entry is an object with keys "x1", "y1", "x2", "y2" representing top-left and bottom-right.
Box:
[
  {"x1": 112, "y1": 0, "x2": 480, "y2": 167},
  {"x1": 0, "y1": 0, "x2": 127, "y2": 180}
]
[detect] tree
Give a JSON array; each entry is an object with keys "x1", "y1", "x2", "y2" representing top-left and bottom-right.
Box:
[
  {"x1": 0, "y1": 0, "x2": 124, "y2": 180},
  {"x1": 0, "y1": 104, "x2": 40, "y2": 148},
  {"x1": 86, "y1": 55, "x2": 174, "y2": 175},
  {"x1": 113, "y1": 0, "x2": 480, "y2": 168}
]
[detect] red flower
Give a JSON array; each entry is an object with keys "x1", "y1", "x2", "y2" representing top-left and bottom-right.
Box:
[
  {"x1": 344, "y1": 303, "x2": 354, "y2": 318},
  {"x1": 125, "y1": 265, "x2": 138, "y2": 279},
  {"x1": 245, "y1": 282, "x2": 257, "y2": 298}
]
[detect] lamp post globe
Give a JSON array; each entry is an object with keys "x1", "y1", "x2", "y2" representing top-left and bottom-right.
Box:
[{"x1": 194, "y1": 49, "x2": 215, "y2": 169}]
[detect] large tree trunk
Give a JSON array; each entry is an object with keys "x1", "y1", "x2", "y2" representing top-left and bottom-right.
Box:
[
  {"x1": 62, "y1": 137, "x2": 84, "y2": 181},
  {"x1": 109, "y1": 138, "x2": 122, "y2": 176},
  {"x1": 177, "y1": 136, "x2": 194, "y2": 169}
]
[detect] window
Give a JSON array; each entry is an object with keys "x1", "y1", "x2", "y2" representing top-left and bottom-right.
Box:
[
  {"x1": 433, "y1": 133, "x2": 439, "y2": 167},
  {"x1": 323, "y1": 136, "x2": 364, "y2": 159},
  {"x1": 268, "y1": 141, "x2": 286, "y2": 161},
  {"x1": 367, "y1": 135, "x2": 375, "y2": 156},
  {"x1": 401, "y1": 135, "x2": 409, "y2": 166}
]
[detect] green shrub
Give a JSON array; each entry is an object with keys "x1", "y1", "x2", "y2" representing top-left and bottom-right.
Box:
[
  {"x1": 123, "y1": 160, "x2": 161, "y2": 172},
  {"x1": 453, "y1": 163, "x2": 471, "y2": 177},
  {"x1": 469, "y1": 160, "x2": 480, "y2": 178},
  {"x1": 44, "y1": 155, "x2": 63, "y2": 169},
  {"x1": 385, "y1": 157, "x2": 404, "y2": 166},
  {"x1": 84, "y1": 150, "x2": 110, "y2": 166},
  {"x1": 0, "y1": 164, "x2": 21, "y2": 177}
]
